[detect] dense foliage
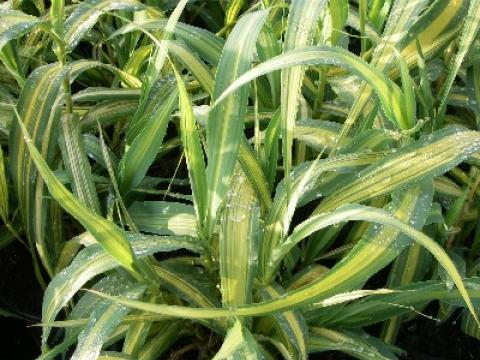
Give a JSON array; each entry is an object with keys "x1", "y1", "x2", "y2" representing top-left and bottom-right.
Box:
[{"x1": 1, "y1": 0, "x2": 480, "y2": 358}]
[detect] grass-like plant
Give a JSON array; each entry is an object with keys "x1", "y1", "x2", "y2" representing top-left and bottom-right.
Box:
[{"x1": 1, "y1": 0, "x2": 480, "y2": 358}]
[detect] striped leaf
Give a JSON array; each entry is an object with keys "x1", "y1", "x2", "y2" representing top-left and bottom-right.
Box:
[
  {"x1": 129, "y1": 201, "x2": 198, "y2": 237},
  {"x1": 63, "y1": 0, "x2": 144, "y2": 51},
  {"x1": 437, "y1": 0, "x2": 480, "y2": 123},
  {"x1": 308, "y1": 327, "x2": 399, "y2": 360},
  {"x1": 220, "y1": 168, "x2": 259, "y2": 307},
  {"x1": 41, "y1": 233, "x2": 202, "y2": 347},
  {"x1": 332, "y1": 0, "x2": 429, "y2": 148},
  {"x1": 280, "y1": 0, "x2": 327, "y2": 192},
  {"x1": 204, "y1": 10, "x2": 268, "y2": 237},
  {"x1": 111, "y1": 19, "x2": 224, "y2": 65},
  {"x1": 259, "y1": 283, "x2": 308, "y2": 360},
  {"x1": 119, "y1": 82, "x2": 178, "y2": 194},
  {"x1": 137, "y1": 321, "x2": 186, "y2": 360},
  {"x1": 59, "y1": 113, "x2": 101, "y2": 214},
  {"x1": 212, "y1": 320, "x2": 262, "y2": 360},
  {"x1": 322, "y1": 279, "x2": 480, "y2": 328},
  {"x1": 0, "y1": 9, "x2": 40, "y2": 50},
  {"x1": 174, "y1": 67, "x2": 207, "y2": 228},
  {"x1": 213, "y1": 46, "x2": 410, "y2": 130},
  {"x1": 15, "y1": 98, "x2": 141, "y2": 279},
  {"x1": 316, "y1": 127, "x2": 480, "y2": 213},
  {"x1": 10, "y1": 61, "x2": 139, "y2": 276},
  {"x1": 142, "y1": 0, "x2": 188, "y2": 99},
  {"x1": 71, "y1": 285, "x2": 146, "y2": 360}
]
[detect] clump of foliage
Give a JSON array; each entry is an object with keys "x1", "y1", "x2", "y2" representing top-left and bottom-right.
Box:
[{"x1": 1, "y1": 0, "x2": 480, "y2": 358}]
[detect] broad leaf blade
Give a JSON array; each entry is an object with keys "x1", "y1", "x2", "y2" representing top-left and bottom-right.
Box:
[
  {"x1": 71, "y1": 285, "x2": 145, "y2": 360},
  {"x1": 212, "y1": 320, "x2": 262, "y2": 360},
  {"x1": 213, "y1": 46, "x2": 408, "y2": 130},
  {"x1": 316, "y1": 127, "x2": 480, "y2": 213},
  {"x1": 63, "y1": 0, "x2": 144, "y2": 51},
  {"x1": 205, "y1": 10, "x2": 268, "y2": 237},
  {"x1": 59, "y1": 114, "x2": 101, "y2": 214},
  {"x1": 281, "y1": 0, "x2": 327, "y2": 192},
  {"x1": 174, "y1": 67, "x2": 207, "y2": 229},
  {"x1": 41, "y1": 233, "x2": 201, "y2": 346},
  {"x1": 0, "y1": 9, "x2": 40, "y2": 50},
  {"x1": 119, "y1": 83, "x2": 178, "y2": 194},
  {"x1": 259, "y1": 283, "x2": 308, "y2": 360},
  {"x1": 220, "y1": 168, "x2": 259, "y2": 307}
]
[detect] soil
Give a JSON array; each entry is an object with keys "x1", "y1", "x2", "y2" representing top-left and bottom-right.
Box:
[
  {"x1": 0, "y1": 241, "x2": 42, "y2": 359},
  {"x1": 310, "y1": 313, "x2": 480, "y2": 360},
  {"x1": 396, "y1": 312, "x2": 480, "y2": 360}
]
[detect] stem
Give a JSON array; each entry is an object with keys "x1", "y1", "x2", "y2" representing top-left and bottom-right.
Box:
[
  {"x1": 57, "y1": 42, "x2": 73, "y2": 114},
  {"x1": 359, "y1": 0, "x2": 367, "y2": 55}
]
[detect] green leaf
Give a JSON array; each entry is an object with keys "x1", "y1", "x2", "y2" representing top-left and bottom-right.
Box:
[
  {"x1": 308, "y1": 327, "x2": 399, "y2": 360},
  {"x1": 332, "y1": 0, "x2": 429, "y2": 149},
  {"x1": 119, "y1": 82, "x2": 178, "y2": 194},
  {"x1": 41, "y1": 233, "x2": 201, "y2": 346},
  {"x1": 0, "y1": 146, "x2": 8, "y2": 223},
  {"x1": 71, "y1": 285, "x2": 145, "y2": 360},
  {"x1": 0, "y1": 9, "x2": 40, "y2": 51},
  {"x1": 437, "y1": 0, "x2": 480, "y2": 126},
  {"x1": 316, "y1": 127, "x2": 480, "y2": 213},
  {"x1": 111, "y1": 19, "x2": 224, "y2": 65},
  {"x1": 280, "y1": 0, "x2": 327, "y2": 192},
  {"x1": 259, "y1": 283, "x2": 308, "y2": 360},
  {"x1": 59, "y1": 113, "x2": 101, "y2": 214},
  {"x1": 322, "y1": 279, "x2": 480, "y2": 328},
  {"x1": 15, "y1": 109, "x2": 140, "y2": 276},
  {"x1": 173, "y1": 66, "x2": 207, "y2": 229},
  {"x1": 129, "y1": 201, "x2": 198, "y2": 237},
  {"x1": 213, "y1": 46, "x2": 409, "y2": 130},
  {"x1": 220, "y1": 168, "x2": 259, "y2": 307},
  {"x1": 204, "y1": 10, "x2": 268, "y2": 238},
  {"x1": 50, "y1": 0, "x2": 64, "y2": 35},
  {"x1": 212, "y1": 320, "x2": 262, "y2": 360},
  {"x1": 63, "y1": 0, "x2": 145, "y2": 51}
]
